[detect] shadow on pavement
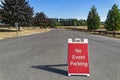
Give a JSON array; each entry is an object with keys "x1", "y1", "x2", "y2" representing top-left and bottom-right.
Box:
[{"x1": 31, "y1": 64, "x2": 68, "y2": 76}]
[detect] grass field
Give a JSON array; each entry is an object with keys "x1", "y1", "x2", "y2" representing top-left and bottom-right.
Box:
[
  {"x1": 0, "y1": 27, "x2": 51, "y2": 40},
  {"x1": 0, "y1": 25, "x2": 120, "y2": 39}
]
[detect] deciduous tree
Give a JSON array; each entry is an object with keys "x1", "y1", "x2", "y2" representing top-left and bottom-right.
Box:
[{"x1": 34, "y1": 12, "x2": 48, "y2": 28}]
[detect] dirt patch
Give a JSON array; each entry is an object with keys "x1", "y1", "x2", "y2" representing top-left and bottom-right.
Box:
[{"x1": 0, "y1": 27, "x2": 51, "y2": 40}]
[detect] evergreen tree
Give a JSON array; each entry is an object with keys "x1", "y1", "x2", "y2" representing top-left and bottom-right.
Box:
[
  {"x1": 105, "y1": 4, "x2": 120, "y2": 31},
  {"x1": 0, "y1": 0, "x2": 33, "y2": 29},
  {"x1": 87, "y1": 5, "x2": 100, "y2": 31}
]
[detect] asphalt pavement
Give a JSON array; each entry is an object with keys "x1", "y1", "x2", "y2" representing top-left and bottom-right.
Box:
[{"x1": 0, "y1": 28, "x2": 120, "y2": 80}]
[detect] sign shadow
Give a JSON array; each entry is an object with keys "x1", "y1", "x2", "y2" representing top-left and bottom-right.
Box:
[{"x1": 31, "y1": 64, "x2": 68, "y2": 76}]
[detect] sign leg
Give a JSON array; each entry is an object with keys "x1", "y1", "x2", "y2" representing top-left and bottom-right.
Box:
[
  {"x1": 68, "y1": 74, "x2": 71, "y2": 76},
  {"x1": 87, "y1": 74, "x2": 90, "y2": 77}
]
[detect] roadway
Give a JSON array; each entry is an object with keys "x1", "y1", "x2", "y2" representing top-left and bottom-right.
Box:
[{"x1": 0, "y1": 29, "x2": 120, "y2": 80}]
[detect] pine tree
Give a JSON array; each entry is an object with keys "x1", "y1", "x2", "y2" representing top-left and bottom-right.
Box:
[
  {"x1": 87, "y1": 5, "x2": 100, "y2": 31},
  {"x1": 0, "y1": 0, "x2": 33, "y2": 29},
  {"x1": 105, "y1": 4, "x2": 120, "y2": 31}
]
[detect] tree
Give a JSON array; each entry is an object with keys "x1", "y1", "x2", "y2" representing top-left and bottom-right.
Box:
[
  {"x1": 47, "y1": 18, "x2": 55, "y2": 28},
  {"x1": 87, "y1": 5, "x2": 100, "y2": 31},
  {"x1": 0, "y1": 0, "x2": 34, "y2": 30},
  {"x1": 78, "y1": 19, "x2": 87, "y2": 26},
  {"x1": 34, "y1": 12, "x2": 48, "y2": 28},
  {"x1": 105, "y1": 4, "x2": 120, "y2": 31},
  {"x1": 49, "y1": 18, "x2": 60, "y2": 26},
  {"x1": 48, "y1": 18, "x2": 87, "y2": 26}
]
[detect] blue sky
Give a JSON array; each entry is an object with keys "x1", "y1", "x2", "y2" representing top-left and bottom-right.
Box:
[
  {"x1": 1, "y1": 0, "x2": 120, "y2": 21},
  {"x1": 28, "y1": 0, "x2": 120, "y2": 21}
]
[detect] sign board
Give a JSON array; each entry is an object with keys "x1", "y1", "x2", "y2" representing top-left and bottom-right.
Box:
[
  {"x1": 68, "y1": 38, "x2": 90, "y2": 76},
  {"x1": 15, "y1": 22, "x2": 19, "y2": 36},
  {"x1": 15, "y1": 22, "x2": 19, "y2": 30}
]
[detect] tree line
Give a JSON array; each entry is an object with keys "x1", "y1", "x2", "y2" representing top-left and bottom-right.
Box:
[
  {"x1": 49, "y1": 18, "x2": 87, "y2": 26},
  {"x1": 0, "y1": 0, "x2": 120, "y2": 31}
]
